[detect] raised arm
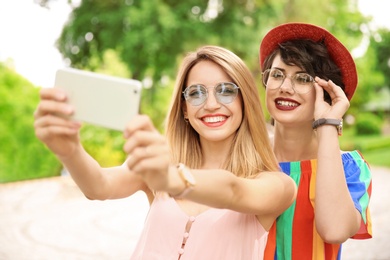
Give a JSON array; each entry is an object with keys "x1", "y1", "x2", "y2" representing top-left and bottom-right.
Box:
[
  {"x1": 313, "y1": 78, "x2": 361, "y2": 243},
  {"x1": 34, "y1": 88, "x2": 147, "y2": 200},
  {"x1": 123, "y1": 115, "x2": 297, "y2": 230},
  {"x1": 178, "y1": 169, "x2": 296, "y2": 230}
]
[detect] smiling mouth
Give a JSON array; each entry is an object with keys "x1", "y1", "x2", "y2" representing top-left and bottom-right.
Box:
[
  {"x1": 276, "y1": 100, "x2": 299, "y2": 107},
  {"x1": 202, "y1": 116, "x2": 227, "y2": 123}
]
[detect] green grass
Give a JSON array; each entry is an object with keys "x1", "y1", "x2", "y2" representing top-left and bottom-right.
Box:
[
  {"x1": 362, "y1": 148, "x2": 390, "y2": 168},
  {"x1": 340, "y1": 128, "x2": 390, "y2": 168}
]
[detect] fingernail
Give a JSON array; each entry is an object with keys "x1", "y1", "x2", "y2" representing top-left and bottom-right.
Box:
[
  {"x1": 65, "y1": 106, "x2": 73, "y2": 113},
  {"x1": 56, "y1": 92, "x2": 66, "y2": 100},
  {"x1": 71, "y1": 122, "x2": 81, "y2": 129}
]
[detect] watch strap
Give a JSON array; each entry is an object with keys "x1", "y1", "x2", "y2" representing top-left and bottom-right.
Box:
[{"x1": 312, "y1": 118, "x2": 343, "y2": 136}]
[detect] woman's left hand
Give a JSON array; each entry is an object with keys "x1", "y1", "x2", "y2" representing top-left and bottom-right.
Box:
[
  {"x1": 123, "y1": 115, "x2": 171, "y2": 191},
  {"x1": 313, "y1": 77, "x2": 350, "y2": 120}
]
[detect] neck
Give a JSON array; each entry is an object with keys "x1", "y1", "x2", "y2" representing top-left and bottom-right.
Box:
[
  {"x1": 199, "y1": 138, "x2": 232, "y2": 169},
  {"x1": 272, "y1": 123, "x2": 318, "y2": 162}
]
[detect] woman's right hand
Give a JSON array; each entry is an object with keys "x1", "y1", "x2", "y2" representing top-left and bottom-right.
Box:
[
  {"x1": 34, "y1": 87, "x2": 82, "y2": 159},
  {"x1": 313, "y1": 77, "x2": 350, "y2": 120}
]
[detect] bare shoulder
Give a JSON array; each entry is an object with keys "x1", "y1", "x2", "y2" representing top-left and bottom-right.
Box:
[
  {"x1": 256, "y1": 170, "x2": 293, "y2": 182},
  {"x1": 258, "y1": 170, "x2": 297, "y2": 199},
  {"x1": 253, "y1": 171, "x2": 297, "y2": 225}
]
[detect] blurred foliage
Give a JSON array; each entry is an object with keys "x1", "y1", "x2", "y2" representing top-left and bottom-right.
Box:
[
  {"x1": 0, "y1": 64, "x2": 62, "y2": 183},
  {"x1": 3, "y1": 0, "x2": 390, "y2": 182},
  {"x1": 52, "y1": 0, "x2": 382, "y2": 123},
  {"x1": 363, "y1": 148, "x2": 390, "y2": 168},
  {"x1": 355, "y1": 112, "x2": 383, "y2": 135},
  {"x1": 369, "y1": 27, "x2": 390, "y2": 89},
  {"x1": 351, "y1": 26, "x2": 390, "y2": 115},
  {"x1": 79, "y1": 124, "x2": 126, "y2": 166},
  {"x1": 339, "y1": 127, "x2": 390, "y2": 167},
  {"x1": 55, "y1": 0, "x2": 279, "y2": 127}
]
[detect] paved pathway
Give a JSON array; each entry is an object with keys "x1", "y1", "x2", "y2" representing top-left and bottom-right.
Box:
[{"x1": 0, "y1": 166, "x2": 389, "y2": 260}]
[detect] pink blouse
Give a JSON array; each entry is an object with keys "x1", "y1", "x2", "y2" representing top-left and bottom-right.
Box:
[{"x1": 130, "y1": 195, "x2": 268, "y2": 260}]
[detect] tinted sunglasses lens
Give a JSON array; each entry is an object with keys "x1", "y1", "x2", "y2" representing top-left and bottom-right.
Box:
[
  {"x1": 215, "y1": 83, "x2": 239, "y2": 104},
  {"x1": 184, "y1": 85, "x2": 207, "y2": 106}
]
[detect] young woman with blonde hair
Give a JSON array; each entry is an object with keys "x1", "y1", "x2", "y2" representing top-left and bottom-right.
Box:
[{"x1": 34, "y1": 45, "x2": 296, "y2": 259}]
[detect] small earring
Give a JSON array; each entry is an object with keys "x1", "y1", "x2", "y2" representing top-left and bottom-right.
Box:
[{"x1": 184, "y1": 117, "x2": 189, "y2": 123}]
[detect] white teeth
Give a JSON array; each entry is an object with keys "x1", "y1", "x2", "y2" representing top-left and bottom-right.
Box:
[
  {"x1": 277, "y1": 100, "x2": 298, "y2": 107},
  {"x1": 203, "y1": 116, "x2": 226, "y2": 123}
]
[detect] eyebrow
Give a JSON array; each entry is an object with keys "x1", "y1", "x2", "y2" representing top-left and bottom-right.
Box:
[
  {"x1": 187, "y1": 82, "x2": 234, "y2": 87},
  {"x1": 271, "y1": 67, "x2": 308, "y2": 74}
]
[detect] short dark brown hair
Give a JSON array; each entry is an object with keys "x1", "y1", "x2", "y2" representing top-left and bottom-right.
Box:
[{"x1": 262, "y1": 39, "x2": 344, "y2": 104}]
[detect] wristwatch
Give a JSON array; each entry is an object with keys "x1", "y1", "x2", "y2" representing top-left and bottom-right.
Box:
[
  {"x1": 172, "y1": 163, "x2": 196, "y2": 198},
  {"x1": 312, "y1": 118, "x2": 343, "y2": 136}
]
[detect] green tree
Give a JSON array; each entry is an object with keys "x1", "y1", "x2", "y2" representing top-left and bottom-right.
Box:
[
  {"x1": 370, "y1": 27, "x2": 390, "y2": 89},
  {"x1": 54, "y1": 0, "x2": 368, "y2": 113},
  {"x1": 0, "y1": 63, "x2": 62, "y2": 182},
  {"x1": 31, "y1": 0, "x2": 379, "y2": 173},
  {"x1": 55, "y1": 0, "x2": 279, "y2": 126}
]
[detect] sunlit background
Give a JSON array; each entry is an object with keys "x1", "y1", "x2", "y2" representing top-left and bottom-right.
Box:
[
  {"x1": 0, "y1": 0, "x2": 389, "y2": 88},
  {"x1": 1, "y1": 1, "x2": 389, "y2": 259}
]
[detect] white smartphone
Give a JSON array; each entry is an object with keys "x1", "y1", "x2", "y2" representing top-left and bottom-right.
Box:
[{"x1": 54, "y1": 68, "x2": 142, "y2": 131}]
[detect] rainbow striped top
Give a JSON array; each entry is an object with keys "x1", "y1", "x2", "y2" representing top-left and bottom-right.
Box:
[{"x1": 264, "y1": 150, "x2": 372, "y2": 260}]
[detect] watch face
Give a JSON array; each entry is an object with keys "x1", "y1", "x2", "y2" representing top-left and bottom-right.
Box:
[
  {"x1": 337, "y1": 121, "x2": 343, "y2": 136},
  {"x1": 178, "y1": 163, "x2": 196, "y2": 186},
  {"x1": 183, "y1": 168, "x2": 196, "y2": 186}
]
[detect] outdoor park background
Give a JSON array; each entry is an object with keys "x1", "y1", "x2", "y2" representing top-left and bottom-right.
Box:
[
  {"x1": 1, "y1": 0, "x2": 389, "y2": 182},
  {"x1": 0, "y1": 0, "x2": 389, "y2": 258}
]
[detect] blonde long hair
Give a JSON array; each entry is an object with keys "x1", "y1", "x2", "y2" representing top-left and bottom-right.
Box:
[{"x1": 165, "y1": 46, "x2": 279, "y2": 178}]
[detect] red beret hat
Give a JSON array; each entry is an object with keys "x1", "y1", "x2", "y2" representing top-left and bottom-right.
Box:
[{"x1": 259, "y1": 23, "x2": 358, "y2": 100}]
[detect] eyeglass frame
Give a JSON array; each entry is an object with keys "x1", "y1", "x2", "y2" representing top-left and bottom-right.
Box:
[
  {"x1": 262, "y1": 68, "x2": 316, "y2": 94},
  {"x1": 182, "y1": 82, "x2": 240, "y2": 106}
]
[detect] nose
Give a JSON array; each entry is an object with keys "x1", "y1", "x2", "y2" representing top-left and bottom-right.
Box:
[
  {"x1": 279, "y1": 76, "x2": 295, "y2": 94},
  {"x1": 203, "y1": 90, "x2": 221, "y2": 110}
]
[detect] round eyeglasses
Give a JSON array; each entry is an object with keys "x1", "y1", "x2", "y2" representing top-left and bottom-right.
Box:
[
  {"x1": 182, "y1": 82, "x2": 240, "y2": 106},
  {"x1": 262, "y1": 68, "x2": 315, "y2": 94}
]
